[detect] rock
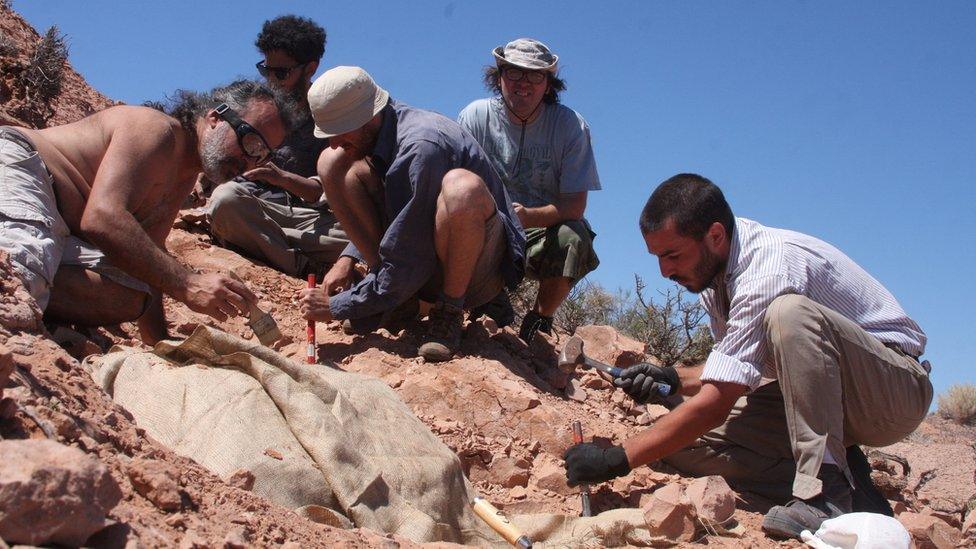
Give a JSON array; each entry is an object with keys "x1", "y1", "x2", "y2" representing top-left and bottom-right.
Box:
[
  {"x1": 0, "y1": 344, "x2": 12, "y2": 397},
  {"x1": 0, "y1": 397, "x2": 17, "y2": 420},
  {"x1": 898, "y1": 511, "x2": 962, "y2": 549},
  {"x1": 574, "y1": 325, "x2": 648, "y2": 368},
  {"x1": 127, "y1": 458, "x2": 182, "y2": 512},
  {"x1": 642, "y1": 483, "x2": 697, "y2": 542},
  {"x1": 488, "y1": 457, "x2": 529, "y2": 488},
  {"x1": 884, "y1": 441, "x2": 975, "y2": 513},
  {"x1": 538, "y1": 365, "x2": 571, "y2": 391},
  {"x1": 530, "y1": 456, "x2": 576, "y2": 496},
  {"x1": 0, "y1": 251, "x2": 43, "y2": 333},
  {"x1": 224, "y1": 469, "x2": 255, "y2": 492},
  {"x1": 222, "y1": 525, "x2": 248, "y2": 548},
  {"x1": 964, "y1": 507, "x2": 976, "y2": 534},
  {"x1": 179, "y1": 530, "x2": 210, "y2": 549},
  {"x1": 685, "y1": 475, "x2": 736, "y2": 524},
  {"x1": 645, "y1": 404, "x2": 669, "y2": 421},
  {"x1": 509, "y1": 486, "x2": 527, "y2": 500},
  {"x1": 565, "y1": 378, "x2": 587, "y2": 402},
  {"x1": 580, "y1": 371, "x2": 612, "y2": 390},
  {"x1": 0, "y1": 439, "x2": 122, "y2": 546}
]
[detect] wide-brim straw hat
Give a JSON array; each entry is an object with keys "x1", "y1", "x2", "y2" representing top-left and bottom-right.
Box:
[{"x1": 308, "y1": 66, "x2": 389, "y2": 138}]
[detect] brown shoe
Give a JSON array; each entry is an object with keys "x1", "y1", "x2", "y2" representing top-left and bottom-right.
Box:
[{"x1": 418, "y1": 302, "x2": 464, "y2": 362}]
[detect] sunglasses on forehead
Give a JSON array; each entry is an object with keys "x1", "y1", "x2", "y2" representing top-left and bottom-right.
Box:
[
  {"x1": 214, "y1": 103, "x2": 272, "y2": 165},
  {"x1": 255, "y1": 60, "x2": 307, "y2": 81}
]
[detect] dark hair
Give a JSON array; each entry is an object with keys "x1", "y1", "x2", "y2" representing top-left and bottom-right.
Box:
[
  {"x1": 639, "y1": 173, "x2": 735, "y2": 240},
  {"x1": 482, "y1": 64, "x2": 566, "y2": 104},
  {"x1": 255, "y1": 15, "x2": 326, "y2": 65},
  {"x1": 147, "y1": 79, "x2": 300, "y2": 141}
]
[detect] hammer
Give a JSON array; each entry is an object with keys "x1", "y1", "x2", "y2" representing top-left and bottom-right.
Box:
[
  {"x1": 558, "y1": 336, "x2": 672, "y2": 397},
  {"x1": 558, "y1": 335, "x2": 623, "y2": 376}
]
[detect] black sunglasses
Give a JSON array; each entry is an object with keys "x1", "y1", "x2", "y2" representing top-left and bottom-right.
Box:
[
  {"x1": 255, "y1": 60, "x2": 306, "y2": 81},
  {"x1": 213, "y1": 103, "x2": 272, "y2": 165},
  {"x1": 501, "y1": 66, "x2": 547, "y2": 85}
]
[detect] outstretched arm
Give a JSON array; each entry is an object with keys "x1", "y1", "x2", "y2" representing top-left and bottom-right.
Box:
[{"x1": 514, "y1": 191, "x2": 587, "y2": 228}]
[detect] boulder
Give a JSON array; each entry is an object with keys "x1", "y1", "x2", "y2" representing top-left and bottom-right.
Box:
[
  {"x1": 574, "y1": 325, "x2": 648, "y2": 368},
  {"x1": 642, "y1": 483, "x2": 697, "y2": 542},
  {"x1": 0, "y1": 439, "x2": 122, "y2": 546},
  {"x1": 127, "y1": 457, "x2": 183, "y2": 512},
  {"x1": 898, "y1": 511, "x2": 962, "y2": 549},
  {"x1": 685, "y1": 475, "x2": 736, "y2": 524}
]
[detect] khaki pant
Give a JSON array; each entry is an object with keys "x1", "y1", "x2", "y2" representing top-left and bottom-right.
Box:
[
  {"x1": 666, "y1": 295, "x2": 932, "y2": 501},
  {"x1": 208, "y1": 181, "x2": 349, "y2": 277}
]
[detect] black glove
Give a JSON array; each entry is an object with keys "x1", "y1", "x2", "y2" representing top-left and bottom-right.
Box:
[
  {"x1": 563, "y1": 443, "x2": 631, "y2": 486},
  {"x1": 613, "y1": 362, "x2": 680, "y2": 404}
]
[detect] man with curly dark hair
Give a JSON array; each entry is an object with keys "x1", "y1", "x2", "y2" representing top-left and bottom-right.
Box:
[
  {"x1": 0, "y1": 80, "x2": 293, "y2": 343},
  {"x1": 459, "y1": 38, "x2": 602, "y2": 344},
  {"x1": 206, "y1": 15, "x2": 348, "y2": 278}
]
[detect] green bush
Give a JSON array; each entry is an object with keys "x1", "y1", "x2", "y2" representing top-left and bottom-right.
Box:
[{"x1": 937, "y1": 383, "x2": 976, "y2": 425}]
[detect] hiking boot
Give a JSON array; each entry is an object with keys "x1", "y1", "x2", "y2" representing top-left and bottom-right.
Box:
[
  {"x1": 762, "y1": 464, "x2": 852, "y2": 539},
  {"x1": 518, "y1": 310, "x2": 553, "y2": 344},
  {"x1": 418, "y1": 301, "x2": 464, "y2": 362},
  {"x1": 847, "y1": 445, "x2": 893, "y2": 516},
  {"x1": 468, "y1": 291, "x2": 515, "y2": 328},
  {"x1": 342, "y1": 297, "x2": 419, "y2": 336}
]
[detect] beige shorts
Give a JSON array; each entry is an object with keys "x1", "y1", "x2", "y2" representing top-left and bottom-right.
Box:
[{"x1": 0, "y1": 128, "x2": 150, "y2": 310}]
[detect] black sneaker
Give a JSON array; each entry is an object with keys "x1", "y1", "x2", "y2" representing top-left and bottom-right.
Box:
[
  {"x1": 762, "y1": 464, "x2": 852, "y2": 539},
  {"x1": 518, "y1": 310, "x2": 553, "y2": 344},
  {"x1": 847, "y1": 445, "x2": 893, "y2": 516},
  {"x1": 467, "y1": 291, "x2": 515, "y2": 328},
  {"x1": 418, "y1": 302, "x2": 464, "y2": 362}
]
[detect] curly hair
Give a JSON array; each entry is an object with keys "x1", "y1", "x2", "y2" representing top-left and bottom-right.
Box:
[
  {"x1": 146, "y1": 79, "x2": 300, "y2": 144},
  {"x1": 482, "y1": 64, "x2": 566, "y2": 105},
  {"x1": 255, "y1": 15, "x2": 326, "y2": 64}
]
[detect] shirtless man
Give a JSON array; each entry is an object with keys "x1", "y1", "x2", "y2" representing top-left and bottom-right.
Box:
[{"x1": 0, "y1": 80, "x2": 293, "y2": 343}]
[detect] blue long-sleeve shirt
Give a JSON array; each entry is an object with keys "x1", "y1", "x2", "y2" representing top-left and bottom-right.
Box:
[{"x1": 328, "y1": 100, "x2": 525, "y2": 320}]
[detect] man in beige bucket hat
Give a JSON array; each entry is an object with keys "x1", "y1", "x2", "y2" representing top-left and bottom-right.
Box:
[
  {"x1": 459, "y1": 38, "x2": 602, "y2": 344},
  {"x1": 298, "y1": 66, "x2": 526, "y2": 362}
]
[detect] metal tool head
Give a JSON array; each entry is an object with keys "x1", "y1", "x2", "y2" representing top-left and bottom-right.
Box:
[{"x1": 558, "y1": 336, "x2": 586, "y2": 373}]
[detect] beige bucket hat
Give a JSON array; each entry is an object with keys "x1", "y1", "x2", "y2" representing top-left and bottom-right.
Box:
[
  {"x1": 308, "y1": 66, "x2": 389, "y2": 138},
  {"x1": 492, "y1": 38, "x2": 558, "y2": 72}
]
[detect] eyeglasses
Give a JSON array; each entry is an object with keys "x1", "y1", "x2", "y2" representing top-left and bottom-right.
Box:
[
  {"x1": 213, "y1": 103, "x2": 272, "y2": 165},
  {"x1": 501, "y1": 66, "x2": 547, "y2": 85},
  {"x1": 255, "y1": 60, "x2": 306, "y2": 81}
]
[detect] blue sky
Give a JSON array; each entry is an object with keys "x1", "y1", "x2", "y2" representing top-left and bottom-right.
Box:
[{"x1": 17, "y1": 1, "x2": 976, "y2": 401}]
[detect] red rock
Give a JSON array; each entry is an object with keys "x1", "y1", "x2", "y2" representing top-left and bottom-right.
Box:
[
  {"x1": 224, "y1": 469, "x2": 255, "y2": 491},
  {"x1": 0, "y1": 439, "x2": 122, "y2": 546},
  {"x1": 127, "y1": 458, "x2": 183, "y2": 512},
  {"x1": 0, "y1": 344, "x2": 12, "y2": 398},
  {"x1": 898, "y1": 511, "x2": 962, "y2": 549},
  {"x1": 487, "y1": 457, "x2": 529, "y2": 488},
  {"x1": 565, "y1": 378, "x2": 587, "y2": 402},
  {"x1": 263, "y1": 448, "x2": 284, "y2": 460},
  {"x1": 642, "y1": 483, "x2": 697, "y2": 542},
  {"x1": 685, "y1": 475, "x2": 736, "y2": 524},
  {"x1": 574, "y1": 325, "x2": 647, "y2": 368},
  {"x1": 580, "y1": 371, "x2": 612, "y2": 390},
  {"x1": 509, "y1": 486, "x2": 527, "y2": 500},
  {"x1": 530, "y1": 457, "x2": 576, "y2": 496}
]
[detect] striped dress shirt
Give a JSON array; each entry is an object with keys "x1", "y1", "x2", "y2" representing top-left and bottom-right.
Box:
[{"x1": 700, "y1": 217, "x2": 927, "y2": 390}]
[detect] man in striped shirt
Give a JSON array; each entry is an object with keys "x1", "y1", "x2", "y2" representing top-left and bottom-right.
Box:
[{"x1": 563, "y1": 173, "x2": 932, "y2": 539}]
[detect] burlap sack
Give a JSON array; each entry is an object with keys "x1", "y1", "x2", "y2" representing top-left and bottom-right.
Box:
[{"x1": 87, "y1": 326, "x2": 657, "y2": 547}]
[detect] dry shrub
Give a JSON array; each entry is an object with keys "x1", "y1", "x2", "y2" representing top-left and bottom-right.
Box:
[
  {"x1": 24, "y1": 25, "x2": 68, "y2": 103},
  {"x1": 0, "y1": 31, "x2": 17, "y2": 57},
  {"x1": 937, "y1": 383, "x2": 976, "y2": 425}
]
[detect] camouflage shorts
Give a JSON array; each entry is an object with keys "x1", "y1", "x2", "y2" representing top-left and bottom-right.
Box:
[{"x1": 524, "y1": 219, "x2": 599, "y2": 283}]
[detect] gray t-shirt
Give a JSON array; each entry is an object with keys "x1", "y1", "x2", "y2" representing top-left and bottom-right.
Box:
[{"x1": 458, "y1": 98, "x2": 601, "y2": 208}]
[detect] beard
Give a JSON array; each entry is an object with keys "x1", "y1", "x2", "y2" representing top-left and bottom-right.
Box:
[
  {"x1": 676, "y1": 243, "x2": 726, "y2": 294},
  {"x1": 199, "y1": 125, "x2": 245, "y2": 183}
]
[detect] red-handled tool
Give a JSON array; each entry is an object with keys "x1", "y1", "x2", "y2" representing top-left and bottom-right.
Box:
[
  {"x1": 571, "y1": 420, "x2": 593, "y2": 517},
  {"x1": 306, "y1": 274, "x2": 316, "y2": 364}
]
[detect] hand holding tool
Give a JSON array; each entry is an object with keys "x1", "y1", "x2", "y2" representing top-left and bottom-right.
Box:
[{"x1": 571, "y1": 421, "x2": 593, "y2": 517}]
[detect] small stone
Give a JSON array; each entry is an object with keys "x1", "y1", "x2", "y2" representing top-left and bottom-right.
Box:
[
  {"x1": 222, "y1": 525, "x2": 248, "y2": 548},
  {"x1": 685, "y1": 475, "x2": 736, "y2": 524},
  {"x1": 179, "y1": 530, "x2": 209, "y2": 549},
  {"x1": 0, "y1": 397, "x2": 17, "y2": 420},
  {"x1": 565, "y1": 378, "x2": 587, "y2": 402},
  {"x1": 530, "y1": 457, "x2": 576, "y2": 496},
  {"x1": 643, "y1": 483, "x2": 697, "y2": 542},
  {"x1": 488, "y1": 457, "x2": 529, "y2": 488},
  {"x1": 165, "y1": 513, "x2": 187, "y2": 529},
  {"x1": 509, "y1": 486, "x2": 527, "y2": 500},
  {"x1": 127, "y1": 458, "x2": 183, "y2": 512},
  {"x1": 224, "y1": 468, "x2": 255, "y2": 491},
  {"x1": 264, "y1": 448, "x2": 284, "y2": 460}
]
